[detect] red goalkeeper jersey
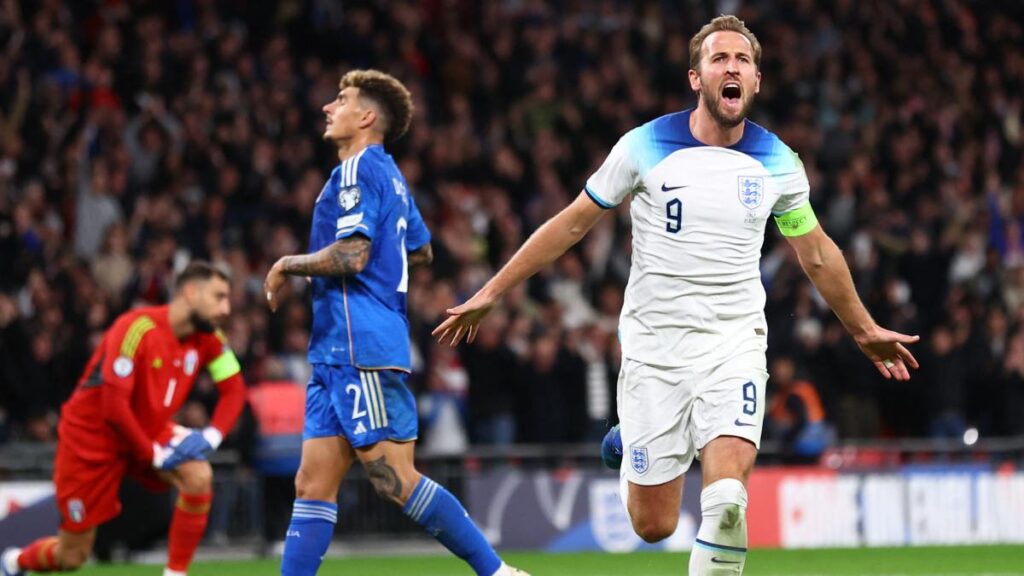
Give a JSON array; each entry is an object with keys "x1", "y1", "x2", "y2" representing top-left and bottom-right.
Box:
[{"x1": 59, "y1": 305, "x2": 245, "y2": 463}]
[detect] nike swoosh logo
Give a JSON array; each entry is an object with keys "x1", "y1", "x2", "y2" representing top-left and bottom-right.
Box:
[
  {"x1": 661, "y1": 183, "x2": 689, "y2": 192},
  {"x1": 711, "y1": 557, "x2": 742, "y2": 564},
  {"x1": 734, "y1": 418, "x2": 756, "y2": 427}
]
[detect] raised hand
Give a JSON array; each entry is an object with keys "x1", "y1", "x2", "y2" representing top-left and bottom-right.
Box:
[
  {"x1": 431, "y1": 291, "x2": 498, "y2": 347},
  {"x1": 264, "y1": 260, "x2": 287, "y2": 312},
  {"x1": 853, "y1": 326, "x2": 920, "y2": 381}
]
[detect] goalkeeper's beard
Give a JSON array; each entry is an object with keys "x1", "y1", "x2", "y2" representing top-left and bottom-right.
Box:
[{"x1": 189, "y1": 311, "x2": 218, "y2": 333}]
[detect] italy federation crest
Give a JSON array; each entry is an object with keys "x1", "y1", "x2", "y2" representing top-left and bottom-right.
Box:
[
  {"x1": 630, "y1": 445, "x2": 649, "y2": 475},
  {"x1": 68, "y1": 498, "x2": 86, "y2": 523},
  {"x1": 737, "y1": 176, "x2": 764, "y2": 209}
]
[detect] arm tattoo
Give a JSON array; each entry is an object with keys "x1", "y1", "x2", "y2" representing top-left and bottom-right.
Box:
[
  {"x1": 366, "y1": 456, "x2": 403, "y2": 502},
  {"x1": 407, "y1": 243, "x2": 433, "y2": 270},
  {"x1": 280, "y1": 236, "x2": 371, "y2": 278}
]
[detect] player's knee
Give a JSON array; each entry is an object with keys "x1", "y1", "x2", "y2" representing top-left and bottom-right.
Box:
[
  {"x1": 178, "y1": 460, "x2": 213, "y2": 494},
  {"x1": 58, "y1": 546, "x2": 90, "y2": 570},
  {"x1": 702, "y1": 438, "x2": 757, "y2": 485},
  {"x1": 293, "y1": 467, "x2": 315, "y2": 499},
  {"x1": 633, "y1": 519, "x2": 677, "y2": 543},
  {"x1": 293, "y1": 466, "x2": 332, "y2": 501},
  {"x1": 631, "y1": 511, "x2": 678, "y2": 543}
]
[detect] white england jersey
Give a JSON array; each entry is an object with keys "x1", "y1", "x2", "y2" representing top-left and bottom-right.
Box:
[{"x1": 586, "y1": 109, "x2": 810, "y2": 368}]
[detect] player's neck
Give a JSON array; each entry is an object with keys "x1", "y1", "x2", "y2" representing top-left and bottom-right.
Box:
[
  {"x1": 167, "y1": 300, "x2": 194, "y2": 340},
  {"x1": 336, "y1": 133, "x2": 382, "y2": 162},
  {"x1": 690, "y1": 105, "x2": 745, "y2": 147}
]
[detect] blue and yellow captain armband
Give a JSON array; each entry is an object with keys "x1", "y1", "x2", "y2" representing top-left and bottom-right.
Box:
[{"x1": 773, "y1": 203, "x2": 818, "y2": 237}]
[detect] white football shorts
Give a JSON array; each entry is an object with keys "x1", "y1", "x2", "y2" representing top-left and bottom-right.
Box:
[{"x1": 616, "y1": 349, "x2": 768, "y2": 486}]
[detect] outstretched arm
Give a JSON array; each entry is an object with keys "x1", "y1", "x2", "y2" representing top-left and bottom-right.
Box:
[
  {"x1": 433, "y1": 190, "x2": 606, "y2": 346},
  {"x1": 264, "y1": 235, "x2": 371, "y2": 311},
  {"x1": 786, "y1": 225, "x2": 920, "y2": 380}
]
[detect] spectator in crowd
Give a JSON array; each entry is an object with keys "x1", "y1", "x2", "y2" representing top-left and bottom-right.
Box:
[
  {"x1": 922, "y1": 324, "x2": 969, "y2": 439},
  {"x1": 766, "y1": 356, "x2": 831, "y2": 463},
  {"x1": 1, "y1": 0, "x2": 1023, "y2": 446},
  {"x1": 515, "y1": 328, "x2": 588, "y2": 444},
  {"x1": 459, "y1": 309, "x2": 519, "y2": 446}
]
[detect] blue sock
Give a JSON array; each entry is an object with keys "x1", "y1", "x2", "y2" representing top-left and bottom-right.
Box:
[
  {"x1": 403, "y1": 476, "x2": 502, "y2": 576},
  {"x1": 281, "y1": 499, "x2": 337, "y2": 576}
]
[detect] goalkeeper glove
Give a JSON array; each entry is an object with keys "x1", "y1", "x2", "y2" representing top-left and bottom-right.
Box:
[{"x1": 171, "y1": 427, "x2": 222, "y2": 459}]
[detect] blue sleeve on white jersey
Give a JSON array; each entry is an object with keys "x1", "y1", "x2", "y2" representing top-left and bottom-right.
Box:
[
  {"x1": 405, "y1": 195, "x2": 431, "y2": 251},
  {"x1": 335, "y1": 151, "x2": 379, "y2": 240}
]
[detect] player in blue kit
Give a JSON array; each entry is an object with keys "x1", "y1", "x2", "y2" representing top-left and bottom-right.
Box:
[{"x1": 264, "y1": 70, "x2": 528, "y2": 576}]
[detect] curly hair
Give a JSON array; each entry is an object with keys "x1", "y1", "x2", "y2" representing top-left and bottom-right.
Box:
[
  {"x1": 688, "y1": 15, "x2": 762, "y2": 71},
  {"x1": 340, "y1": 69, "x2": 414, "y2": 143}
]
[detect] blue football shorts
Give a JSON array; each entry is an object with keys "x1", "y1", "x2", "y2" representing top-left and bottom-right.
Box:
[{"x1": 304, "y1": 364, "x2": 418, "y2": 447}]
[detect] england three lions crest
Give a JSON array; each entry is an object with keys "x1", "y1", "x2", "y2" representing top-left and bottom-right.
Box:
[
  {"x1": 630, "y1": 445, "x2": 649, "y2": 475},
  {"x1": 738, "y1": 176, "x2": 764, "y2": 209}
]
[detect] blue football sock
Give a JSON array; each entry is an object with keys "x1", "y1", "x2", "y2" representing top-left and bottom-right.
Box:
[
  {"x1": 281, "y1": 499, "x2": 337, "y2": 576},
  {"x1": 403, "y1": 476, "x2": 502, "y2": 576}
]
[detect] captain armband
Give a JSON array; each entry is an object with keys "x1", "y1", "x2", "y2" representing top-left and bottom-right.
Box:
[
  {"x1": 773, "y1": 202, "x2": 818, "y2": 237},
  {"x1": 207, "y1": 350, "x2": 241, "y2": 382}
]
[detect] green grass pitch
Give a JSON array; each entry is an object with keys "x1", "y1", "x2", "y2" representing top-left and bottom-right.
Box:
[{"x1": 71, "y1": 546, "x2": 1024, "y2": 575}]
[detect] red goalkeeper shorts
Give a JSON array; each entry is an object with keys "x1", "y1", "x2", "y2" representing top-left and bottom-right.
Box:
[{"x1": 53, "y1": 423, "x2": 175, "y2": 531}]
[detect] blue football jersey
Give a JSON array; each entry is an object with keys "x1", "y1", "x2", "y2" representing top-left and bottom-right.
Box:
[{"x1": 307, "y1": 144, "x2": 431, "y2": 370}]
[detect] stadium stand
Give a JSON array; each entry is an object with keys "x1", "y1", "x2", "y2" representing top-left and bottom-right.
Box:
[{"x1": 1, "y1": 0, "x2": 1023, "y2": 453}]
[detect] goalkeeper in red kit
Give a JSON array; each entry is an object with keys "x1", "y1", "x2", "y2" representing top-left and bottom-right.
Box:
[{"x1": 1, "y1": 261, "x2": 247, "y2": 576}]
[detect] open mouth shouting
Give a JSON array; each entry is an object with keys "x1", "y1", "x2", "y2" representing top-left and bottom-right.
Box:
[{"x1": 721, "y1": 80, "x2": 742, "y2": 111}]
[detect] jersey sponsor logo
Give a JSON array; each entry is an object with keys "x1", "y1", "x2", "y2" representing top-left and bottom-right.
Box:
[
  {"x1": 184, "y1": 349, "x2": 198, "y2": 376},
  {"x1": 68, "y1": 498, "x2": 86, "y2": 523},
  {"x1": 734, "y1": 418, "x2": 756, "y2": 427},
  {"x1": 630, "y1": 445, "x2": 649, "y2": 474},
  {"x1": 738, "y1": 176, "x2": 764, "y2": 209},
  {"x1": 112, "y1": 356, "x2": 134, "y2": 377},
  {"x1": 339, "y1": 186, "x2": 361, "y2": 211},
  {"x1": 661, "y1": 182, "x2": 690, "y2": 192}
]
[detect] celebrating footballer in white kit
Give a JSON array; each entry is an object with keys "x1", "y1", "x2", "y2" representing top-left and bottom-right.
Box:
[
  {"x1": 434, "y1": 14, "x2": 920, "y2": 576},
  {"x1": 584, "y1": 104, "x2": 809, "y2": 486}
]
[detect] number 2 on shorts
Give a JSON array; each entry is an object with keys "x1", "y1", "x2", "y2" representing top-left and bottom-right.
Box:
[
  {"x1": 742, "y1": 381, "x2": 757, "y2": 415},
  {"x1": 345, "y1": 383, "x2": 368, "y2": 420}
]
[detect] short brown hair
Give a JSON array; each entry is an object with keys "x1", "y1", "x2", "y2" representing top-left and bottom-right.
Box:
[
  {"x1": 341, "y1": 69, "x2": 414, "y2": 143},
  {"x1": 688, "y1": 15, "x2": 762, "y2": 71},
  {"x1": 175, "y1": 260, "x2": 231, "y2": 291}
]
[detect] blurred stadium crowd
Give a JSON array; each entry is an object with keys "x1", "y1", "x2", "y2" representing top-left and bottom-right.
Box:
[{"x1": 1, "y1": 0, "x2": 1024, "y2": 453}]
